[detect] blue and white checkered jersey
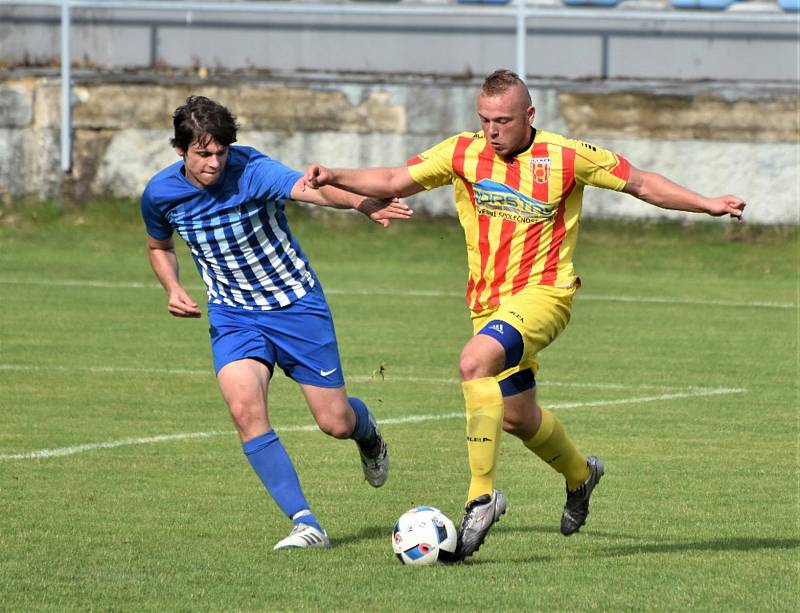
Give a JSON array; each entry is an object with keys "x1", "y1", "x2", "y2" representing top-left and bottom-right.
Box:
[{"x1": 141, "y1": 145, "x2": 316, "y2": 310}]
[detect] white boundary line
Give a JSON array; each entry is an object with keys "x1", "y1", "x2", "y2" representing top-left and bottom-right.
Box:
[
  {"x1": 0, "y1": 387, "x2": 746, "y2": 462},
  {"x1": 0, "y1": 276, "x2": 795, "y2": 310},
  {"x1": 0, "y1": 363, "x2": 713, "y2": 392}
]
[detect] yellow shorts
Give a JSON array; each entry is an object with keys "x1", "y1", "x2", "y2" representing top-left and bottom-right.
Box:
[{"x1": 470, "y1": 284, "x2": 577, "y2": 381}]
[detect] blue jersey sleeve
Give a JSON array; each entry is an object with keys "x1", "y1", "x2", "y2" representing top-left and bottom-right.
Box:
[
  {"x1": 140, "y1": 184, "x2": 173, "y2": 241},
  {"x1": 246, "y1": 151, "x2": 303, "y2": 203}
]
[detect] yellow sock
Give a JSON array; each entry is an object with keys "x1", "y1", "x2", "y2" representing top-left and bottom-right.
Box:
[
  {"x1": 523, "y1": 409, "x2": 589, "y2": 490},
  {"x1": 462, "y1": 377, "x2": 504, "y2": 502}
]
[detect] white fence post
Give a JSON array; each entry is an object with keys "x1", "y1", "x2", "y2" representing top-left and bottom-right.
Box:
[
  {"x1": 516, "y1": 0, "x2": 526, "y2": 80},
  {"x1": 60, "y1": 0, "x2": 72, "y2": 173}
]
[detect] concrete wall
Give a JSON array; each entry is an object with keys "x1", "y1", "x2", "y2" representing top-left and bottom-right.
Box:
[
  {"x1": 1, "y1": 74, "x2": 798, "y2": 224},
  {"x1": 2, "y1": 2, "x2": 799, "y2": 83}
]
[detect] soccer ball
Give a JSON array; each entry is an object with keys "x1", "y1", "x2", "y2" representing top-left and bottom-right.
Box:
[{"x1": 391, "y1": 506, "x2": 458, "y2": 565}]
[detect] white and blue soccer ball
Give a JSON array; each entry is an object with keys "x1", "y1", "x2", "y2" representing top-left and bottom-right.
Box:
[{"x1": 392, "y1": 506, "x2": 458, "y2": 565}]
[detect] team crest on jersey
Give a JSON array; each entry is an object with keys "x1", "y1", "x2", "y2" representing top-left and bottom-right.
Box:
[{"x1": 530, "y1": 156, "x2": 551, "y2": 184}]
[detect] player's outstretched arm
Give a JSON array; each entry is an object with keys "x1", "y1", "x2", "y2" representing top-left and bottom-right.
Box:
[
  {"x1": 290, "y1": 179, "x2": 414, "y2": 228},
  {"x1": 354, "y1": 196, "x2": 414, "y2": 228},
  {"x1": 623, "y1": 166, "x2": 746, "y2": 221},
  {"x1": 147, "y1": 235, "x2": 202, "y2": 318},
  {"x1": 303, "y1": 164, "x2": 424, "y2": 199}
]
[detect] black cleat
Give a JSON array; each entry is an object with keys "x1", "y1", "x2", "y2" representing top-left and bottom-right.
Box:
[
  {"x1": 358, "y1": 414, "x2": 389, "y2": 488},
  {"x1": 561, "y1": 455, "x2": 604, "y2": 536}
]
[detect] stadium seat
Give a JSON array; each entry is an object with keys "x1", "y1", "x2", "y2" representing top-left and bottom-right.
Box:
[
  {"x1": 562, "y1": 0, "x2": 621, "y2": 5},
  {"x1": 777, "y1": 0, "x2": 799, "y2": 10},
  {"x1": 669, "y1": 0, "x2": 735, "y2": 8}
]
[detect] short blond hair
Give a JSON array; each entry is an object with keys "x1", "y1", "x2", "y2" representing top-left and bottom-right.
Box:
[{"x1": 480, "y1": 69, "x2": 532, "y2": 105}]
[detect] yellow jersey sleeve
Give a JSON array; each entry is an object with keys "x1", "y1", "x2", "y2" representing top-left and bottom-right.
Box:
[
  {"x1": 406, "y1": 135, "x2": 463, "y2": 190},
  {"x1": 573, "y1": 140, "x2": 630, "y2": 192}
]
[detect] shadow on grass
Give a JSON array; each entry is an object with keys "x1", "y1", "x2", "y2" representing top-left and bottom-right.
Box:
[
  {"x1": 598, "y1": 537, "x2": 800, "y2": 558},
  {"x1": 333, "y1": 524, "x2": 390, "y2": 547},
  {"x1": 331, "y1": 523, "x2": 553, "y2": 564},
  {"x1": 483, "y1": 525, "x2": 800, "y2": 562},
  {"x1": 494, "y1": 523, "x2": 634, "y2": 540},
  {"x1": 330, "y1": 524, "x2": 798, "y2": 563}
]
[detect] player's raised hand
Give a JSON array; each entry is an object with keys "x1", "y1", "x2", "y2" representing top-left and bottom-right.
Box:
[
  {"x1": 167, "y1": 287, "x2": 202, "y2": 318},
  {"x1": 303, "y1": 163, "x2": 333, "y2": 190},
  {"x1": 357, "y1": 197, "x2": 413, "y2": 228},
  {"x1": 706, "y1": 195, "x2": 747, "y2": 222}
]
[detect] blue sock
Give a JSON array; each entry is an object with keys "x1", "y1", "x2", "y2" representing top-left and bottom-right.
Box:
[
  {"x1": 291, "y1": 509, "x2": 322, "y2": 532},
  {"x1": 348, "y1": 396, "x2": 378, "y2": 450},
  {"x1": 242, "y1": 431, "x2": 322, "y2": 532}
]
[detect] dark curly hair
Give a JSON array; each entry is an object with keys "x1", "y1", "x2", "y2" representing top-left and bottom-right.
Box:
[{"x1": 170, "y1": 95, "x2": 239, "y2": 151}]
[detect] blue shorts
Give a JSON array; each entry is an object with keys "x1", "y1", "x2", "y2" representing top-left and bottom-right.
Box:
[{"x1": 208, "y1": 284, "x2": 345, "y2": 388}]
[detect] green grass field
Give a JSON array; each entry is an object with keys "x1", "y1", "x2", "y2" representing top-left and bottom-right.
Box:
[{"x1": 1, "y1": 201, "x2": 797, "y2": 611}]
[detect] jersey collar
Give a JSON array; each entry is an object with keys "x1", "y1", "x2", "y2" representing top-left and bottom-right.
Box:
[{"x1": 505, "y1": 127, "x2": 537, "y2": 162}]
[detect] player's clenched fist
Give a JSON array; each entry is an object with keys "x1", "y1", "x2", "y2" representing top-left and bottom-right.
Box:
[
  {"x1": 303, "y1": 163, "x2": 334, "y2": 190},
  {"x1": 707, "y1": 195, "x2": 746, "y2": 222}
]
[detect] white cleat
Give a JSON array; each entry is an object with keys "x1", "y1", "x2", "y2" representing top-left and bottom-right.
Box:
[{"x1": 273, "y1": 523, "x2": 331, "y2": 550}]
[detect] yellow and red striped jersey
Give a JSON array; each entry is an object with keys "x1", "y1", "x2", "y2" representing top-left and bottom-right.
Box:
[{"x1": 407, "y1": 128, "x2": 630, "y2": 312}]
